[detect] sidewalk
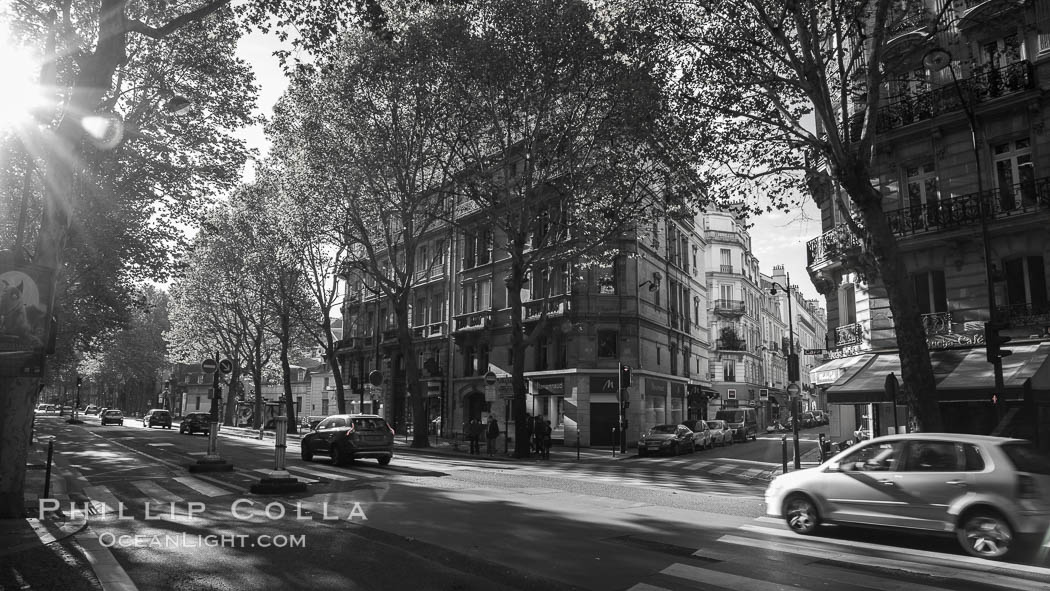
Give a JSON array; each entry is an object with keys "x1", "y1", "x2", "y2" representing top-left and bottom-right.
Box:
[{"x1": 1, "y1": 435, "x2": 135, "y2": 591}]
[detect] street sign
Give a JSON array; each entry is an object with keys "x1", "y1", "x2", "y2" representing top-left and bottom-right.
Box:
[
  {"x1": 786, "y1": 382, "x2": 800, "y2": 396},
  {"x1": 484, "y1": 371, "x2": 498, "y2": 386},
  {"x1": 368, "y1": 370, "x2": 383, "y2": 386},
  {"x1": 218, "y1": 358, "x2": 233, "y2": 374},
  {"x1": 803, "y1": 348, "x2": 824, "y2": 355},
  {"x1": 201, "y1": 358, "x2": 217, "y2": 374}
]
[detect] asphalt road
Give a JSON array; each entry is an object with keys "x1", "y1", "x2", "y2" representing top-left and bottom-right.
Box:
[{"x1": 32, "y1": 415, "x2": 1050, "y2": 591}]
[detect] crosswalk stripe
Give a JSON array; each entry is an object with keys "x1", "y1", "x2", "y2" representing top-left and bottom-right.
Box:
[
  {"x1": 286, "y1": 465, "x2": 356, "y2": 481},
  {"x1": 83, "y1": 485, "x2": 121, "y2": 515},
  {"x1": 186, "y1": 451, "x2": 207, "y2": 456},
  {"x1": 683, "y1": 461, "x2": 712, "y2": 471},
  {"x1": 720, "y1": 528, "x2": 1050, "y2": 590},
  {"x1": 709, "y1": 465, "x2": 733, "y2": 474},
  {"x1": 625, "y1": 584, "x2": 672, "y2": 591},
  {"x1": 172, "y1": 476, "x2": 235, "y2": 497},
  {"x1": 147, "y1": 442, "x2": 175, "y2": 447},
  {"x1": 661, "y1": 562, "x2": 806, "y2": 591},
  {"x1": 252, "y1": 468, "x2": 318, "y2": 484},
  {"x1": 130, "y1": 480, "x2": 184, "y2": 504}
]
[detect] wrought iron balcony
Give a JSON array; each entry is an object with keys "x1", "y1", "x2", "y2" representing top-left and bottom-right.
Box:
[
  {"x1": 875, "y1": 60, "x2": 1033, "y2": 133},
  {"x1": 716, "y1": 339, "x2": 747, "y2": 352},
  {"x1": 806, "y1": 224, "x2": 862, "y2": 267},
  {"x1": 713, "y1": 299, "x2": 746, "y2": 315},
  {"x1": 522, "y1": 294, "x2": 570, "y2": 320},
  {"x1": 411, "y1": 322, "x2": 446, "y2": 339},
  {"x1": 997, "y1": 302, "x2": 1050, "y2": 329},
  {"x1": 453, "y1": 311, "x2": 490, "y2": 331},
  {"x1": 835, "y1": 322, "x2": 863, "y2": 347},
  {"x1": 886, "y1": 177, "x2": 1050, "y2": 236}
]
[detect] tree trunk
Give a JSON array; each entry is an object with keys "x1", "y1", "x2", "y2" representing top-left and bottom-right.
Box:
[
  {"x1": 846, "y1": 175, "x2": 943, "y2": 432},
  {"x1": 507, "y1": 256, "x2": 530, "y2": 458},
  {"x1": 0, "y1": 375, "x2": 38, "y2": 518},
  {"x1": 396, "y1": 304, "x2": 428, "y2": 448}
]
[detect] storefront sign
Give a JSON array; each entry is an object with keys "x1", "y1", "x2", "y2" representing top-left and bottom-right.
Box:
[
  {"x1": 536, "y1": 377, "x2": 564, "y2": 397},
  {"x1": 589, "y1": 376, "x2": 618, "y2": 394}
]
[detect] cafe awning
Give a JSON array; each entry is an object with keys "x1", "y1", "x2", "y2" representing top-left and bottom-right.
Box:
[
  {"x1": 826, "y1": 342, "x2": 1050, "y2": 404},
  {"x1": 809, "y1": 353, "x2": 876, "y2": 386}
]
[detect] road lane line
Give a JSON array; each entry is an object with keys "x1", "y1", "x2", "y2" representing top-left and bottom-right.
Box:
[
  {"x1": 172, "y1": 476, "x2": 235, "y2": 497},
  {"x1": 285, "y1": 465, "x2": 356, "y2": 481}
]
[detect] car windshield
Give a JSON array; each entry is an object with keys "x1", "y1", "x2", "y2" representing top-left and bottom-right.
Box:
[
  {"x1": 716, "y1": 411, "x2": 743, "y2": 422},
  {"x1": 648, "y1": 425, "x2": 677, "y2": 434},
  {"x1": 1001, "y1": 442, "x2": 1050, "y2": 475},
  {"x1": 104, "y1": 411, "x2": 121, "y2": 416},
  {"x1": 352, "y1": 418, "x2": 388, "y2": 431}
]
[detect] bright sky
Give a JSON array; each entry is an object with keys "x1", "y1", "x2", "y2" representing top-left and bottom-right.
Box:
[{"x1": 233, "y1": 31, "x2": 823, "y2": 303}]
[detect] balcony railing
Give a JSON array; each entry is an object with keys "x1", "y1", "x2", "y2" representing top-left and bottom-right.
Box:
[
  {"x1": 719, "y1": 264, "x2": 734, "y2": 273},
  {"x1": 716, "y1": 339, "x2": 747, "y2": 351},
  {"x1": 997, "y1": 301, "x2": 1050, "y2": 328},
  {"x1": 453, "y1": 311, "x2": 490, "y2": 331},
  {"x1": 808, "y1": 177, "x2": 1050, "y2": 267},
  {"x1": 922, "y1": 312, "x2": 952, "y2": 336},
  {"x1": 713, "y1": 299, "x2": 746, "y2": 315},
  {"x1": 411, "y1": 322, "x2": 446, "y2": 339},
  {"x1": 835, "y1": 322, "x2": 863, "y2": 346},
  {"x1": 523, "y1": 294, "x2": 570, "y2": 320},
  {"x1": 875, "y1": 60, "x2": 1033, "y2": 133}
]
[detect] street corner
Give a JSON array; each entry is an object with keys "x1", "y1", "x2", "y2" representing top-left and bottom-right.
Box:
[{"x1": 2, "y1": 499, "x2": 89, "y2": 557}]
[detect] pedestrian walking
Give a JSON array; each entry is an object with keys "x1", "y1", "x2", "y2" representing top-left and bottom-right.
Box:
[
  {"x1": 525, "y1": 413, "x2": 534, "y2": 456},
  {"x1": 541, "y1": 419, "x2": 553, "y2": 459},
  {"x1": 467, "y1": 419, "x2": 482, "y2": 455},
  {"x1": 532, "y1": 414, "x2": 545, "y2": 456},
  {"x1": 486, "y1": 416, "x2": 500, "y2": 456}
]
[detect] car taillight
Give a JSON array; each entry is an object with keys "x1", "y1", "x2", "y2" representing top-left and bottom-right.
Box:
[{"x1": 1018, "y1": 473, "x2": 1040, "y2": 499}]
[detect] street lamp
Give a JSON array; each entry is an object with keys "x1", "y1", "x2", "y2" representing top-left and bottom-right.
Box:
[
  {"x1": 769, "y1": 273, "x2": 801, "y2": 469},
  {"x1": 922, "y1": 48, "x2": 1005, "y2": 395}
]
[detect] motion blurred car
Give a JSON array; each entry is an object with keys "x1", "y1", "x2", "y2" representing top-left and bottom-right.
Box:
[
  {"x1": 100, "y1": 409, "x2": 124, "y2": 426},
  {"x1": 637, "y1": 424, "x2": 695, "y2": 456},
  {"x1": 179, "y1": 412, "x2": 211, "y2": 435},
  {"x1": 301, "y1": 414, "x2": 395, "y2": 466},
  {"x1": 705, "y1": 420, "x2": 734, "y2": 446},
  {"x1": 765, "y1": 433, "x2": 1050, "y2": 560},
  {"x1": 143, "y1": 408, "x2": 172, "y2": 429},
  {"x1": 83, "y1": 405, "x2": 99, "y2": 415},
  {"x1": 682, "y1": 420, "x2": 713, "y2": 450}
]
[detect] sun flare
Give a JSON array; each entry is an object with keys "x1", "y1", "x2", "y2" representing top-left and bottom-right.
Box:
[{"x1": 0, "y1": 38, "x2": 44, "y2": 129}]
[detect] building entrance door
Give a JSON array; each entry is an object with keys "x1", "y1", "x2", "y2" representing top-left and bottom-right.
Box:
[{"x1": 590, "y1": 402, "x2": 619, "y2": 446}]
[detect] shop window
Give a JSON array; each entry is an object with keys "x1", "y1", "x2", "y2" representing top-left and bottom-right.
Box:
[{"x1": 597, "y1": 330, "x2": 618, "y2": 358}]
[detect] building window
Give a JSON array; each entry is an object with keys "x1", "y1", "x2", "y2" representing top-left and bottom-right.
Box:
[
  {"x1": 597, "y1": 262, "x2": 617, "y2": 294},
  {"x1": 723, "y1": 359, "x2": 736, "y2": 382},
  {"x1": 905, "y1": 163, "x2": 939, "y2": 226},
  {"x1": 536, "y1": 335, "x2": 549, "y2": 371},
  {"x1": 720, "y1": 249, "x2": 732, "y2": 273},
  {"x1": 597, "y1": 330, "x2": 618, "y2": 358},
  {"x1": 911, "y1": 271, "x2": 947, "y2": 314},
  {"x1": 993, "y1": 138, "x2": 1035, "y2": 211},
  {"x1": 195, "y1": 397, "x2": 200, "y2": 411},
  {"x1": 322, "y1": 399, "x2": 329, "y2": 415},
  {"x1": 670, "y1": 344, "x2": 678, "y2": 375},
  {"x1": 839, "y1": 283, "x2": 857, "y2": 325},
  {"x1": 1004, "y1": 256, "x2": 1047, "y2": 312}
]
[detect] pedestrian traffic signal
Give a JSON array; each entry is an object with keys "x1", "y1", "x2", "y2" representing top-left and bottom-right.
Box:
[
  {"x1": 619, "y1": 363, "x2": 632, "y2": 387},
  {"x1": 984, "y1": 322, "x2": 1013, "y2": 364}
]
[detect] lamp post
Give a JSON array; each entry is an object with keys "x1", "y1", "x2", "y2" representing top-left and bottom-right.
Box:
[
  {"x1": 770, "y1": 274, "x2": 801, "y2": 469},
  {"x1": 922, "y1": 48, "x2": 1004, "y2": 395}
]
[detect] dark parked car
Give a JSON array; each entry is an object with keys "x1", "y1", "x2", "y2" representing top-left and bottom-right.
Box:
[
  {"x1": 179, "y1": 412, "x2": 212, "y2": 435},
  {"x1": 301, "y1": 414, "x2": 394, "y2": 466},
  {"x1": 143, "y1": 408, "x2": 172, "y2": 429},
  {"x1": 637, "y1": 424, "x2": 695, "y2": 456},
  {"x1": 100, "y1": 409, "x2": 124, "y2": 426}
]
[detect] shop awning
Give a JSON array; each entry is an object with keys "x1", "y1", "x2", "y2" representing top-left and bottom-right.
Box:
[
  {"x1": 826, "y1": 342, "x2": 1050, "y2": 404},
  {"x1": 809, "y1": 354, "x2": 876, "y2": 386}
]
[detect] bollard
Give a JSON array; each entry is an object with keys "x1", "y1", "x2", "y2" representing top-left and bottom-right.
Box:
[
  {"x1": 577, "y1": 435, "x2": 581, "y2": 461},
  {"x1": 781, "y1": 435, "x2": 788, "y2": 474},
  {"x1": 43, "y1": 439, "x2": 55, "y2": 498},
  {"x1": 612, "y1": 428, "x2": 617, "y2": 456},
  {"x1": 274, "y1": 416, "x2": 287, "y2": 470}
]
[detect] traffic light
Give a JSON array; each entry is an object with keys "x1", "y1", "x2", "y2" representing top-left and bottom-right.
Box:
[
  {"x1": 984, "y1": 322, "x2": 1013, "y2": 364},
  {"x1": 787, "y1": 353, "x2": 800, "y2": 383},
  {"x1": 619, "y1": 363, "x2": 632, "y2": 388}
]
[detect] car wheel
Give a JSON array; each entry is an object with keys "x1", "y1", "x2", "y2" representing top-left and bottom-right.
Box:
[
  {"x1": 378, "y1": 455, "x2": 391, "y2": 466},
  {"x1": 301, "y1": 447, "x2": 314, "y2": 462},
  {"x1": 330, "y1": 445, "x2": 345, "y2": 466},
  {"x1": 957, "y1": 510, "x2": 1014, "y2": 559},
  {"x1": 180, "y1": 426, "x2": 187, "y2": 434},
  {"x1": 783, "y1": 493, "x2": 820, "y2": 535}
]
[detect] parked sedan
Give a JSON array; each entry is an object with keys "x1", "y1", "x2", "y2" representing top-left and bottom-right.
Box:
[
  {"x1": 179, "y1": 412, "x2": 212, "y2": 435},
  {"x1": 300, "y1": 414, "x2": 395, "y2": 466},
  {"x1": 682, "y1": 420, "x2": 713, "y2": 450},
  {"x1": 765, "y1": 433, "x2": 1050, "y2": 560},
  {"x1": 637, "y1": 424, "x2": 694, "y2": 457},
  {"x1": 100, "y1": 409, "x2": 124, "y2": 426},
  {"x1": 705, "y1": 420, "x2": 734, "y2": 447}
]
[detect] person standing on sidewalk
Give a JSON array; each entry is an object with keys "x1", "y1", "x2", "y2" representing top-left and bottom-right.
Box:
[
  {"x1": 532, "y1": 414, "x2": 545, "y2": 456},
  {"x1": 541, "y1": 419, "x2": 553, "y2": 459},
  {"x1": 485, "y1": 416, "x2": 500, "y2": 456},
  {"x1": 467, "y1": 419, "x2": 482, "y2": 455}
]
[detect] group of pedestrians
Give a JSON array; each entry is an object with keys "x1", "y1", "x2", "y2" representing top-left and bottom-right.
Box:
[{"x1": 462, "y1": 414, "x2": 552, "y2": 459}]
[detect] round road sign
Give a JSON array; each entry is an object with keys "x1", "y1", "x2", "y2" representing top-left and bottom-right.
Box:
[
  {"x1": 218, "y1": 358, "x2": 233, "y2": 374},
  {"x1": 484, "y1": 371, "x2": 497, "y2": 385},
  {"x1": 786, "y1": 382, "x2": 800, "y2": 396},
  {"x1": 201, "y1": 358, "x2": 217, "y2": 374},
  {"x1": 368, "y1": 370, "x2": 383, "y2": 387}
]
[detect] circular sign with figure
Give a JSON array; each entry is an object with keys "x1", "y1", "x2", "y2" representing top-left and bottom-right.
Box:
[
  {"x1": 218, "y1": 358, "x2": 233, "y2": 374},
  {"x1": 201, "y1": 358, "x2": 217, "y2": 374}
]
